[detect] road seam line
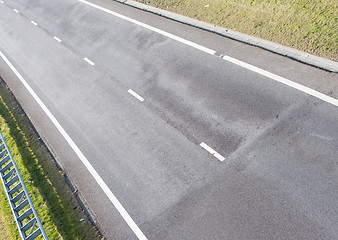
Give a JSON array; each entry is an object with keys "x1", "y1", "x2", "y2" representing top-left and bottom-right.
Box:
[
  {"x1": 83, "y1": 57, "x2": 95, "y2": 66},
  {"x1": 78, "y1": 0, "x2": 336, "y2": 107},
  {"x1": 222, "y1": 55, "x2": 338, "y2": 107},
  {"x1": 53, "y1": 36, "x2": 62, "y2": 43},
  {"x1": 0, "y1": 50, "x2": 148, "y2": 240},
  {"x1": 200, "y1": 142, "x2": 225, "y2": 162},
  {"x1": 128, "y1": 89, "x2": 145, "y2": 102},
  {"x1": 78, "y1": 0, "x2": 216, "y2": 55},
  {"x1": 30, "y1": 20, "x2": 38, "y2": 26}
]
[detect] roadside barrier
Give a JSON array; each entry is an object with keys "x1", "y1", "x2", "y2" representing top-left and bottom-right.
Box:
[{"x1": 0, "y1": 130, "x2": 48, "y2": 240}]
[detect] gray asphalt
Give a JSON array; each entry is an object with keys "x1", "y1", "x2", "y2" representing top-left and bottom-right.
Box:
[{"x1": 0, "y1": 0, "x2": 337, "y2": 239}]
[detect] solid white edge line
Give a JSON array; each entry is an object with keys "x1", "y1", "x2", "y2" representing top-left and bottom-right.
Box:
[
  {"x1": 13, "y1": 9, "x2": 18, "y2": 13},
  {"x1": 30, "y1": 20, "x2": 38, "y2": 26},
  {"x1": 78, "y1": 0, "x2": 337, "y2": 108},
  {"x1": 128, "y1": 89, "x2": 145, "y2": 102},
  {"x1": 53, "y1": 36, "x2": 62, "y2": 43},
  {"x1": 83, "y1": 57, "x2": 95, "y2": 66},
  {"x1": 78, "y1": 0, "x2": 216, "y2": 55},
  {"x1": 0, "y1": 50, "x2": 148, "y2": 240},
  {"x1": 223, "y1": 55, "x2": 338, "y2": 107}
]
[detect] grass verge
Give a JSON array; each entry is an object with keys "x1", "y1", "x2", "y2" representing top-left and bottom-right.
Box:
[
  {"x1": 0, "y1": 76, "x2": 102, "y2": 240},
  {"x1": 135, "y1": 0, "x2": 337, "y2": 61}
]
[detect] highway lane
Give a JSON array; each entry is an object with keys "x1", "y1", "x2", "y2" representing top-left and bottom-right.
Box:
[{"x1": 0, "y1": 0, "x2": 337, "y2": 239}]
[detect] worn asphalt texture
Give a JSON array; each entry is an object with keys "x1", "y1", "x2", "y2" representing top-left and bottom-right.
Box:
[{"x1": 0, "y1": 0, "x2": 337, "y2": 239}]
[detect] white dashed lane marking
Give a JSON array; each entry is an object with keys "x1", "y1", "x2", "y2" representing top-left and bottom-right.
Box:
[
  {"x1": 200, "y1": 142, "x2": 225, "y2": 161},
  {"x1": 213, "y1": 152, "x2": 226, "y2": 162},
  {"x1": 30, "y1": 20, "x2": 38, "y2": 26},
  {"x1": 53, "y1": 36, "x2": 62, "y2": 43},
  {"x1": 79, "y1": 0, "x2": 337, "y2": 107},
  {"x1": 0, "y1": 49, "x2": 149, "y2": 240},
  {"x1": 13, "y1": 9, "x2": 19, "y2": 13},
  {"x1": 128, "y1": 89, "x2": 145, "y2": 102},
  {"x1": 84, "y1": 57, "x2": 95, "y2": 66}
]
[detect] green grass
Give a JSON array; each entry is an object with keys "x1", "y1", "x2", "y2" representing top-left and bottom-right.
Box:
[
  {"x1": 0, "y1": 78, "x2": 103, "y2": 240},
  {"x1": 136, "y1": 0, "x2": 337, "y2": 61},
  {"x1": 0, "y1": 180, "x2": 18, "y2": 240}
]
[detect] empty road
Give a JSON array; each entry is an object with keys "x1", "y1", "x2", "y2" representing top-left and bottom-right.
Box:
[{"x1": 0, "y1": 0, "x2": 337, "y2": 239}]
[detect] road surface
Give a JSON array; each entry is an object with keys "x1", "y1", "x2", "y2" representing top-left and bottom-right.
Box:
[{"x1": 0, "y1": 0, "x2": 337, "y2": 239}]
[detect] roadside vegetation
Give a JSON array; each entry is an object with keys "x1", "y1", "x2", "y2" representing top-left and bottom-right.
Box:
[
  {"x1": 0, "y1": 77, "x2": 102, "y2": 240},
  {"x1": 136, "y1": 0, "x2": 337, "y2": 61}
]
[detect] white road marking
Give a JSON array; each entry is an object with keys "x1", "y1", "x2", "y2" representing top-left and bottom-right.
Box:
[
  {"x1": 310, "y1": 133, "x2": 334, "y2": 142},
  {"x1": 128, "y1": 89, "x2": 145, "y2": 102},
  {"x1": 83, "y1": 57, "x2": 95, "y2": 66},
  {"x1": 0, "y1": 1, "x2": 4, "y2": 4},
  {"x1": 223, "y1": 55, "x2": 338, "y2": 107},
  {"x1": 13, "y1": 9, "x2": 18, "y2": 13},
  {"x1": 78, "y1": 0, "x2": 216, "y2": 55},
  {"x1": 2, "y1": 0, "x2": 335, "y2": 235},
  {"x1": 53, "y1": 36, "x2": 62, "y2": 43},
  {"x1": 78, "y1": 0, "x2": 337, "y2": 108},
  {"x1": 0, "y1": 50, "x2": 148, "y2": 240},
  {"x1": 200, "y1": 142, "x2": 215, "y2": 154},
  {"x1": 200, "y1": 142, "x2": 225, "y2": 162},
  {"x1": 213, "y1": 152, "x2": 225, "y2": 162},
  {"x1": 30, "y1": 21, "x2": 38, "y2": 26}
]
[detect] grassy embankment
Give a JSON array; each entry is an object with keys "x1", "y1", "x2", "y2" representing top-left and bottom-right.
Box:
[
  {"x1": 136, "y1": 0, "x2": 337, "y2": 61},
  {"x1": 0, "y1": 77, "x2": 102, "y2": 240}
]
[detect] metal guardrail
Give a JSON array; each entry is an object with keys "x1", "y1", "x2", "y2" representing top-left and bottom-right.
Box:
[{"x1": 0, "y1": 130, "x2": 48, "y2": 240}]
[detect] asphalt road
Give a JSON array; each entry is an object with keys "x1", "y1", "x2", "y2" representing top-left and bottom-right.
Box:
[{"x1": 0, "y1": 0, "x2": 337, "y2": 239}]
